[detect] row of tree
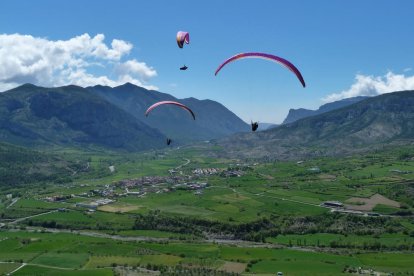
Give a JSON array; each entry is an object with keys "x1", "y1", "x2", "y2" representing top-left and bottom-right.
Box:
[{"x1": 133, "y1": 211, "x2": 410, "y2": 247}]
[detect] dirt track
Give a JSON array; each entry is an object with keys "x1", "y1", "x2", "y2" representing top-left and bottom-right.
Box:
[{"x1": 345, "y1": 193, "x2": 400, "y2": 211}]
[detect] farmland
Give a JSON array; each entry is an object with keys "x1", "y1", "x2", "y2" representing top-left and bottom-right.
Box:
[
  {"x1": 0, "y1": 230, "x2": 414, "y2": 275},
  {"x1": 1, "y1": 144, "x2": 414, "y2": 275}
]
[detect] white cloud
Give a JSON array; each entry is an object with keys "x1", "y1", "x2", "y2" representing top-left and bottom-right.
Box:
[
  {"x1": 0, "y1": 33, "x2": 157, "y2": 91},
  {"x1": 116, "y1": 59, "x2": 157, "y2": 80},
  {"x1": 323, "y1": 72, "x2": 414, "y2": 102}
]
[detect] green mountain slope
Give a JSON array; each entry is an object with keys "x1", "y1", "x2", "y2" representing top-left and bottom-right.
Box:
[
  {"x1": 218, "y1": 91, "x2": 414, "y2": 159},
  {"x1": 87, "y1": 83, "x2": 249, "y2": 143},
  {"x1": 0, "y1": 142, "x2": 81, "y2": 187},
  {"x1": 0, "y1": 84, "x2": 165, "y2": 151}
]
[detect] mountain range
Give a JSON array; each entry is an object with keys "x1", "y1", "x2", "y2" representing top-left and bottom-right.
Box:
[
  {"x1": 88, "y1": 83, "x2": 249, "y2": 143},
  {"x1": 0, "y1": 83, "x2": 248, "y2": 150},
  {"x1": 282, "y1": 96, "x2": 369, "y2": 124},
  {"x1": 0, "y1": 84, "x2": 167, "y2": 151},
  {"x1": 217, "y1": 91, "x2": 414, "y2": 159},
  {"x1": 1, "y1": 83, "x2": 413, "y2": 157}
]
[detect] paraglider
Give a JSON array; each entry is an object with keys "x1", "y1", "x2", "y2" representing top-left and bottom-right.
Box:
[
  {"x1": 251, "y1": 121, "x2": 259, "y2": 132},
  {"x1": 177, "y1": 31, "x2": 190, "y2": 70},
  {"x1": 145, "y1": 101, "x2": 196, "y2": 120},
  {"x1": 215, "y1": 52, "x2": 306, "y2": 132},
  {"x1": 145, "y1": 101, "x2": 195, "y2": 147},
  {"x1": 214, "y1": 52, "x2": 306, "y2": 88},
  {"x1": 176, "y1": 31, "x2": 190, "y2": 48}
]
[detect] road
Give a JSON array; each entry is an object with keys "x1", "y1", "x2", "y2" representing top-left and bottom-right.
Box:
[
  {"x1": 8, "y1": 209, "x2": 59, "y2": 225},
  {"x1": 1, "y1": 261, "x2": 78, "y2": 275},
  {"x1": 1, "y1": 261, "x2": 26, "y2": 275},
  {"x1": 6, "y1": 197, "x2": 19, "y2": 209},
  {"x1": 207, "y1": 185, "x2": 323, "y2": 208},
  {"x1": 174, "y1": 158, "x2": 190, "y2": 170},
  {"x1": 207, "y1": 185, "x2": 396, "y2": 217}
]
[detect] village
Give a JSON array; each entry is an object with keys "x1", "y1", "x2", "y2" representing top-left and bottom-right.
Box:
[{"x1": 41, "y1": 165, "x2": 243, "y2": 210}]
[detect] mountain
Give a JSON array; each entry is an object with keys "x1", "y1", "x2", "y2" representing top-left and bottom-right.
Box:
[
  {"x1": 257, "y1": 123, "x2": 279, "y2": 131},
  {"x1": 217, "y1": 91, "x2": 414, "y2": 159},
  {"x1": 282, "y1": 96, "x2": 369, "y2": 124},
  {"x1": 87, "y1": 83, "x2": 249, "y2": 143},
  {"x1": 0, "y1": 141, "x2": 82, "y2": 186},
  {"x1": 0, "y1": 84, "x2": 166, "y2": 150}
]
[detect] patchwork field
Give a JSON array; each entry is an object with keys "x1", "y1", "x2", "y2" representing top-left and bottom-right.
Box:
[
  {"x1": 0, "y1": 262, "x2": 21, "y2": 275},
  {"x1": 98, "y1": 203, "x2": 141, "y2": 213},
  {"x1": 218, "y1": 261, "x2": 247, "y2": 273},
  {"x1": 346, "y1": 193, "x2": 400, "y2": 211},
  {"x1": 1, "y1": 145, "x2": 414, "y2": 275}
]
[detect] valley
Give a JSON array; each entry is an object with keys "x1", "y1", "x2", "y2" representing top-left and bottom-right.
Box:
[
  {"x1": 1, "y1": 1, "x2": 414, "y2": 275},
  {"x1": 1, "y1": 144, "x2": 413, "y2": 275}
]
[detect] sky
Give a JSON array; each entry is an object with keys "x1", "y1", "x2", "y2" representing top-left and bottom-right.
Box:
[{"x1": 1, "y1": 0, "x2": 414, "y2": 123}]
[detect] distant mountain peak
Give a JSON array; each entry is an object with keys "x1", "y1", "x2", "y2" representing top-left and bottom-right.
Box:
[
  {"x1": 0, "y1": 84, "x2": 166, "y2": 151},
  {"x1": 88, "y1": 84, "x2": 111, "y2": 89},
  {"x1": 88, "y1": 85, "x2": 249, "y2": 143},
  {"x1": 13, "y1": 83, "x2": 41, "y2": 90},
  {"x1": 21, "y1": 83, "x2": 39, "y2": 88},
  {"x1": 116, "y1": 82, "x2": 145, "y2": 90},
  {"x1": 283, "y1": 96, "x2": 370, "y2": 124},
  {"x1": 219, "y1": 90, "x2": 414, "y2": 159},
  {"x1": 61, "y1": 84, "x2": 85, "y2": 90}
]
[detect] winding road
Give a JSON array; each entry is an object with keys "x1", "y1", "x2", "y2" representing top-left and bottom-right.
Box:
[{"x1": 174, "y1": 158, "x2": 190, "y2": 170}]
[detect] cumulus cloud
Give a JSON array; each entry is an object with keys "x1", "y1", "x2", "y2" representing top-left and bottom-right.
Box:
[
  {"x1": 115, "y1": 59, "x2": 157, "y2": 80},
  {"x1": 322, "y1": 72, "x2": 414, "y2": 102},
  {"x1": 0, "y1": 33, "x2": 158, "y2": 91}
]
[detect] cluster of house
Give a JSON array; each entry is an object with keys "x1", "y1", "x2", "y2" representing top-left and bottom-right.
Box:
[
  {"x1": 191, "y1": 167, "x2": 248, "y2": 178},
  {"x1": 172, "y1": 182, "x2": 208, "y2": 195},
  {"x1": 192, "y1": 168, "x2": 221, "y2": 175},
  {"x1": 77, "y1": 186, "x2": 115, "y2": 198},
  {"x1": 119, "y1": 175, "x2": 191, "y2": 187},
  {"x1": 45, "y1": 195, "x2": 73, "y2": 202},
  {"x1": 115, "y1": 174, "x2": 209, "y2": 197},
  {"x1": 321, "y1": 201, "x2": 381, "y2": 217},
  {"x1": 91, "y1": 184, "x2": 115, "y2": 197},
  {"x1": 220, "y1": 170, "x2": 245, "y2": 177},
  {"x1": 75, "y1": 198, "x2": 114, "y2": 210},
  {"x1": 180, "y1": 165, "x2": 251, "y2": 178}
]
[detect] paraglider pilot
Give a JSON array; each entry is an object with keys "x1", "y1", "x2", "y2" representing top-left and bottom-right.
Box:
[
  {"x1": 166, "y1": 138, "x2": 172, "y2": 145},
  {"x1": 251, "y1": 121, "x2": 259, "y2": 132}
]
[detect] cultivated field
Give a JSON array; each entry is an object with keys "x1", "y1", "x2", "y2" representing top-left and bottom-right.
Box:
[
  {"x1": 1, "y1": 145, "x2": 413, "y2": 275},
  {"x1": 346, "y1": 193, "x2": 400, "y2": 211}
]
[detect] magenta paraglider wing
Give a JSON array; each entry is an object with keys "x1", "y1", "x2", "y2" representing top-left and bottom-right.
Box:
[
  {"x1": 214, "y1": 52, "x2": 306, "y2": 87},
  {"x1": 145, "y1": 101, "x2": 195, "y2": 120},
  {"x1": 176, "y1": 31, "x2": 190, "y2": 48}
]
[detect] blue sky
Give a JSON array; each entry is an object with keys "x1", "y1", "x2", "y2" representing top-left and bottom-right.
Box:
[{"x1": 1, "y1": 0, "x2": 414, "y2": 123}]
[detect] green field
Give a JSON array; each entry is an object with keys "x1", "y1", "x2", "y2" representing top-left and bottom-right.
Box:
[
  {"x1": 0, "y1": 262, "x2": 21, "y2": 275},
  {"x1": 14, "y1": 265, "x2": 113, "y2": 276},
  {"x1": 31, "y1": 253, "x2": 89, "y2": 269},
  {"x1": 1, "y1": 145, "x2": 414, "y2": 275},
  {"x1": 267, "y1": 233, "x2": 414, "y2": 249},
  {"x1": 1, "y1": 230, "x2": 412, "y2": 275}
]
